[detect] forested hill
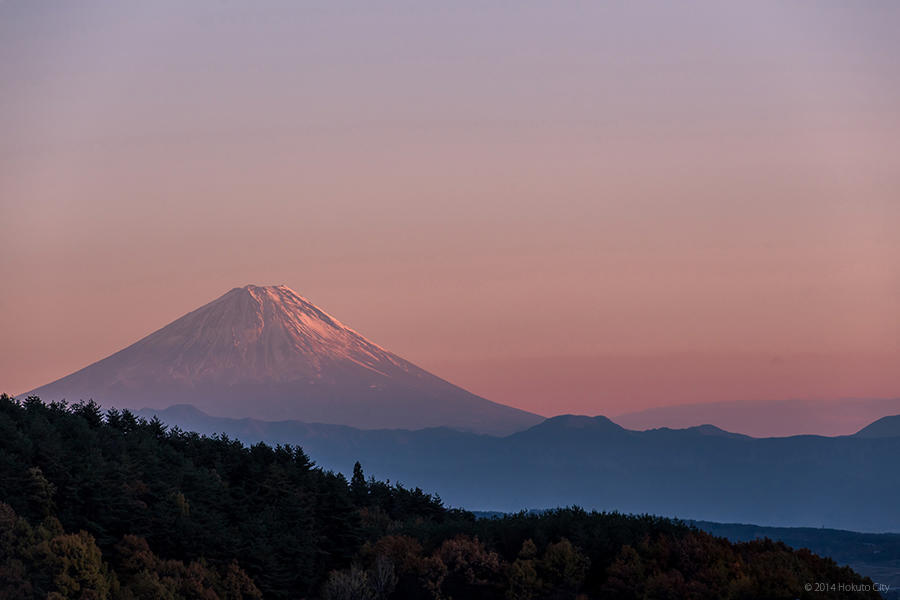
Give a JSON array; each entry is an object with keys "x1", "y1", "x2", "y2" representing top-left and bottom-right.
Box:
[{"x1": 0, "y1": 395, "x2": 882, "y2": 599}]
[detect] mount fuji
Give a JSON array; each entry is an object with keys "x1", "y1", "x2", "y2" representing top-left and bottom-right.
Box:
[{"x1": 26, "y1": 285, "x2": 542, "y2": 434}]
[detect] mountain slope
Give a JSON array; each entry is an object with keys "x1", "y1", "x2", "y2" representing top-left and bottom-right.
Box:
[
  {"x1": 854, "y1": 415, "x2": 900, "y2": 438},
  {"x1": 26, "y1": 285, "x2": 541, "y2": 434}
]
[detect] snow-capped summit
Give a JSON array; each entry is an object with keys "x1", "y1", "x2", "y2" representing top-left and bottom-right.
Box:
[
  {"x1": 130, "y1": 284, "x2": 413, "y2": 384},
  {"x1": 26, "y1": 285, "x2": 542, "y2": 434}
]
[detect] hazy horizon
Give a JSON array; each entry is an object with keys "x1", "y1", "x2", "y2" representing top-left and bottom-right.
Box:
[{"x1": 2, "y1": 1, "x2": 899, "y2": 421}]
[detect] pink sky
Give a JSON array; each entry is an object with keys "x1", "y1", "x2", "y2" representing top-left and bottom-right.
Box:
[{"x1": 1, "y1": 1, "x2": 899, "y2": 417}]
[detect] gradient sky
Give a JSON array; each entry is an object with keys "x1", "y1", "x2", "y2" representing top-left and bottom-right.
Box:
[{"x1": 2, "y1": 1, "x2": 899, "y2": 418}]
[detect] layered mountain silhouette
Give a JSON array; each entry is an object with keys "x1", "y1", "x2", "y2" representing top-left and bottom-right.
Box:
[
  {"x1": 26, "y1": 285, "x2": 541, "y2": 434},
  {"x1": 133, "y1": 405, "x2": 900, "y2": 532}
]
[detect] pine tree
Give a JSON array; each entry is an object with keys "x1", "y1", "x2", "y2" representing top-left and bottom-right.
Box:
[{"x1": 350, "y1": 461, "x2": 368, "y2": 506}]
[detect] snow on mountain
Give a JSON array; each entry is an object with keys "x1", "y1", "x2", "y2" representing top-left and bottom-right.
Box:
[{"x1": 26, "y1": 285, "x2": 542, "y2": 434}]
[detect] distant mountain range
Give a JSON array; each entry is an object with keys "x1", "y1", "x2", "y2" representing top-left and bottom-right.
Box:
[
  {"x1": 614, "y1": 397, "x2": 900, "y2": 437},
  {"x1": 131, "y1": 404, "x2": 900, "y2": 533},
  {"x1": 25, "y1": 285, "x2": 541, "y2": 435}
]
